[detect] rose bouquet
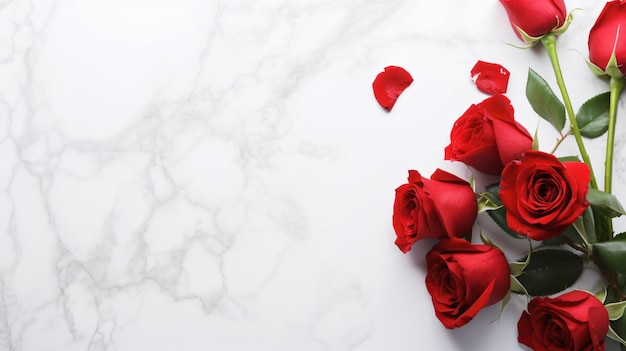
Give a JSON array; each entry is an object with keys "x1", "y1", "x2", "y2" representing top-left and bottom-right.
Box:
[{"x1": 383, "y1": 1, "x2": 626, "y2": 350}]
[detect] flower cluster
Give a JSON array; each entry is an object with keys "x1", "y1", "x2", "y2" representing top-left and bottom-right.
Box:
[{"x1": 385, "y1": 0, "x2": 626, "y2": 350}]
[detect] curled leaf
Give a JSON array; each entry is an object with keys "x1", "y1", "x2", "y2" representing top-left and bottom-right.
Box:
[
  {"x1": 372, "y1": 66, "x2": 413, "y2": 111},
  {"x1": 471, "y1": 60, "x2": 511, "y2": 94}
]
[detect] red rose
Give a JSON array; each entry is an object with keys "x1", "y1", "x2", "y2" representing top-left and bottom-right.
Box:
[
  {"x1": 392, "y1": 169, "x2": 476, "y2": 253},
  {"x1": 426, "y1": 238, "x2": 510, "y2": 329},
  {"x1": 444, "y1": 94, "x2": 533, "y2": 175},
  {"x1": 518, "y1": 291, "x2": 609, "y2": 351},
  {"x1": 500, "y1": 150, "x2": 590, "y2": 241},
  {"x1": 500, "y1": 0, "x2": 568, "y2": 42},
  {"x1": 588, "y1": 1, "x2": 626, "y2": 77}
]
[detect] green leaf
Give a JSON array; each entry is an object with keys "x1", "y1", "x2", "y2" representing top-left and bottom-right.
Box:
[
  {"x1": 587, "y1": 188, "x2": 626, "y2": 218},
  {"x1": 526, "y1": 68, "x2": 566, "y2": 133},
  {"x1": 515, "y1": 249, "x2": 584, "y2": 296},
  {"x1": 614, "y1": 232, "x2": 626, "y2": 241},
  {"x1": 558, "y1": 155, "x2": 582, "y2": 162},
  {"x1": 540, "y1": 236, "x2": 566, "y2": 246},
  {"x1": 483, "y1": 183, "x2": 526, "y2": 239},
  {"x1": 541, "y1": 209, "x2": 595, "y2": 246},
  {"x1": 576, "y1": 92, "x2": 610, "y2": 138},
  {"x1": 593, "y1": 241, "x2": 626, "y2": 273},
  {"x1": 487, "y1": 207, "x2": 526, "y2": 239},
  {"x1": 572, "y1": 207, "x2": 597, "y2": 246}
]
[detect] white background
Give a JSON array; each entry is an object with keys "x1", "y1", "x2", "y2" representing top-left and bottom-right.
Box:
[{"x1": 0, "y1": 0, "x2": 623, "y2": 350}]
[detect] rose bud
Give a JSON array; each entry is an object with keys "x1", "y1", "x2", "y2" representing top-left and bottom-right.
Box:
[
  {"x1": 518, "y1": 291, "x2": 609, "y2": 351},
  {"x1": 426, "y1": 238, "x2": 510, "y2": 329},
  {"x1": 500, "y1": 0, "x2": 570, "y2": 44},
  {"x1": 588, "y1": 0, "x2": 626, "y2": 78},
  {"x1": 499, "y1": 150, "x2": 590, "y2": 241},
  {"x1": 444, "y1": 94, "x2": 533, "y2": 176},
  {"x1": 392, "y1": 169, "x2": 477, "y2": 253}
]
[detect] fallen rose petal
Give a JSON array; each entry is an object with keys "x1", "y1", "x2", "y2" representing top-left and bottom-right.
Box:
[
  {"x1": 471, "y1": 61, "x2": 510, "y2": 95},
  {"x1": 372, "y1": 66, "x2": 413, "y2": 111}
]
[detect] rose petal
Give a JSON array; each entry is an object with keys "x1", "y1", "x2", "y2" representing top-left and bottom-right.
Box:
[
  {"x1": 471, "y1": 60, "x2": 511, "y2": 95},
  {"x1": 372, "y1": 66, "x2": 413, "y2": 111}
]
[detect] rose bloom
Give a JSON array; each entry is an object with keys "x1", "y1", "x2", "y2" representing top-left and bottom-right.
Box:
[
  {"x1": 444, "y1": 94, "x2": 533, "y2": 175},
  {"x1": 426, "y1": 238, "x2": 510, "y2": 329},
  {"x1": 500, "y1": 150, "x2": 590, "y2": 241},
  {"x1": 500, "y1": 0, "x2": 567, "y2": 41},
  {"x1": 588, "y1": 0, "x2": 626, "y2": 77},
  {"x1": 392, "y1": 169, "x2": 476, "y2": 253},
  {"x1": 518, "y1": 291, "x2": 609, "y2": 351}
]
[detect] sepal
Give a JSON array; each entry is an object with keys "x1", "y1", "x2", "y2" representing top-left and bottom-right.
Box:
[
  {"x1": 586, "y1": 59, "x2": 609, "y2": 77},
  {"x1": 552, "y1": 11, "x2": 574, "y2": 36},
  {"x1": 595, "y1": 286, "x2": 608, "y2": 303},
  {"x1": 509, "y1": 241, "x2": 532, "y2": 277},
  {"x1": 512, "y1": 25, "x2": 543, "y2": 46},
  {"x1": 606, "y1": 300, "x2": 626, "y2": 321},
  {"x1": 607, "y1": 326, "x2": 626, "y2": 347},
  {"x1": 605, "y1": 52, "x2": 624, "y2": 79}
]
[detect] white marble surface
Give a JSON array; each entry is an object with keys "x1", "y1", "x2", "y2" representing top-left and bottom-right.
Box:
[{"x1": 0, "y1": 0, "x2": 623, "y2": 350}]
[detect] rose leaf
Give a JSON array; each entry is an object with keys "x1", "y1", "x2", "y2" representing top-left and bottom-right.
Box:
[
  {"x1": 587, "y1": 188, "x2": 626, "y2": 218},
  {"x1": 573, "y1": 207, "x2": 598, "y2": 245},
  {"x1": 526, "y1": 68, "x2": 566, "y2": 133},
  {"x1": 372, "y1": 66, "x2": 413, "y2": 111},
  {"x1": 515, "y1": 249, "x2": 584, "y2": 296},
  {"x1": 558, "y1": 155, "x2": 582, "y2": 162},
  {"x1": 593, "y1": 241, "x2": 626, "y2": 274},
  {"x1": 483, "y1": 183, "x2": 526, "y2": 239},
  {"x1": 576, "y1": 92, "x2": 610, "y2": 138}
]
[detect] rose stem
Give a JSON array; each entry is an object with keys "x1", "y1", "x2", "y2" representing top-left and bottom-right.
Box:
[
  {"x1": 541, "y1": 34, "x2": 614, "y2": 243},
  {"x1": 549, "y1": 130, "x2": 572, "y2": 154},
  {"x1": 541, "y1": 33, "x2": 598, "y2": 189},
  {"x1": 602, "y1": 77, "x2": 624, "y2": 243},
  {"x1": 605, "y1": 76, "x2": 624, "y2": 194}
]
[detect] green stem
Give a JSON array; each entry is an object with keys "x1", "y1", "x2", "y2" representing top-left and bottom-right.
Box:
[
  {"x1": 541, "y1": 34, "x2": 598, "y2": 189},
  {"x1": 606, "y1": 76, "x2": 625, "y2": 194}
]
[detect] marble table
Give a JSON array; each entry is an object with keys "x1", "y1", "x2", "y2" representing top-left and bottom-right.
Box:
[{"x1": 0, "y1": 0, "x2": 622, "y2": 350}]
